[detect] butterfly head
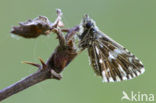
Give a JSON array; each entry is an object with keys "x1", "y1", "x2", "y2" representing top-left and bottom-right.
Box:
[{"x1": 82, "y1": 14, "x2": 96, "y2": 29}]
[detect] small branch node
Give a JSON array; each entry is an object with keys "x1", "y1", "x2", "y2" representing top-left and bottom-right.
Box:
[{"x1": 50, "y1": 69, "x2": 62, "y2": 80}]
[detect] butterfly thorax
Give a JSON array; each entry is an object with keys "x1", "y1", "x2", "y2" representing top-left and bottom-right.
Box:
[{"x1": 78, "y1": 24, "x2": 99, "y2": 50}]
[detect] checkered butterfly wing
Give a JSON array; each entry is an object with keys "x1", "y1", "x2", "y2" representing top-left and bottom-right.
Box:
[{"x1": 88, "y1": 31, "x2": 145, "y2": 82}]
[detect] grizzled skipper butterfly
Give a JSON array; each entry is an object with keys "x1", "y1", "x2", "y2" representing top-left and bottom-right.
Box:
[{"x1": 78, "y1": 15, "x2": 145, "y2": 82}]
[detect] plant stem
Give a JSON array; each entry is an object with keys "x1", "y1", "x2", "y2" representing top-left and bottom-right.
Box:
[{"x1": 0, "y1": 68, "x2": 59, "y2": 101}]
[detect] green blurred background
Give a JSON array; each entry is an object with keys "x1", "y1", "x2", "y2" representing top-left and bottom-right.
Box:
[{"x1": 0, "y1": 0, "x2": 155, "y2": 103}]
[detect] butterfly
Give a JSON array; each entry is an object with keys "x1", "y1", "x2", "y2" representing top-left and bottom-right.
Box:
[{"x1": 78, "y1": 15, "x2": 145, "y2": 82}]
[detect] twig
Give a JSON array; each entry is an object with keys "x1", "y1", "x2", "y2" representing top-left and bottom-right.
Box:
[
  {"x1": 0, "y1": 68, "x2": 58, "y2": 101},
  {"x1": 0, "y1": 9, "x2": 80, "y2": 101},
  {"x1": 0, "y1": 25, "x2": 79, "y2": 101}
]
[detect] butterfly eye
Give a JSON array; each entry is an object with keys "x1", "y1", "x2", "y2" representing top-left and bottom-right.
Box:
[{"x1": 85, "y1": 21, "x2": 93, "y2": 29}]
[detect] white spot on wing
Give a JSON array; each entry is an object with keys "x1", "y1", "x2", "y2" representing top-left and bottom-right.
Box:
[
  {"x1": 134, "y1": 56, "x2": 138, "y2": 60},
  {"x1": 108, "y1": 48, "x2": 124, "y2": 61},
  {"x1": 100, "y1": 44, "x2": 103, "y2": 48},
  {"x1": 132, "y1": 73, "x2": 136, "y2": 77},
  {"x1": 140, "y1": 68, "x2": 145, "y2": 74},
  {"x1": 128, "y1": 66, "x2": 134, "y2": 73},
  {"x1": 114, "y1": 48, "x2": 124, "y2": 54},
  {"x1": 128, "y1": 75, "x2": 132, "y2": 79},
  {"x1": 95, "y1": 46, "x2": 99, "y2": 55},
  {"x1": 129, "y1": 57, "x2": 133, "y2": 63},
  {"x1": 108, "y1": 53, "x2": 115, "y2": 61},
  {"x1": 106, "y1": 68, "x2": 110, "y2": 73},
  {"x1": 116, "y1": 76, "x2": 121, "y2": 82},
  {"x1": 136, "y1": 71, "x2": 140, "y2": 75},
  {"x1": 98, "y1": 34, "x2": 103, "y2": 38},
  {"x1": 123, "y1": 76, "x2": 127, "y2": 80},
  {"x1": 102, "y1": 71, "x2": 108, "y2": 82},
  {"x1": 139, "y1": 60, "x2": 143, "y2": 65},
  {"x1": 99, "y1": 59, "x2": 103, "y2": 63},
  {"x1": 118, "y1": 65, "x2": 127, "y2": 76},
  {"x1": 109, "y1": 77, "x2": 114, "y2": 82},
  {"x1": 125, "y1": 48, "x2": 129, "y2": 53}
]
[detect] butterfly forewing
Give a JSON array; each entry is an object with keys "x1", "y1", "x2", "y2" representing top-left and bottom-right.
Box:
[{"x1": 88, "y1": 31, "x2": 145, "y2": 82}]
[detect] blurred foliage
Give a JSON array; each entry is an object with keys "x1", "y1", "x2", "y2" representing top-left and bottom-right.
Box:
[{"x1": 0, "y1": 0, "x2": 155, "y2": 103}]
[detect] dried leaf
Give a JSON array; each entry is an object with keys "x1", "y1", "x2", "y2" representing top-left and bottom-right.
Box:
[{"x1": 11, "y1": 16, "x2": 53, "y2": 38}]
